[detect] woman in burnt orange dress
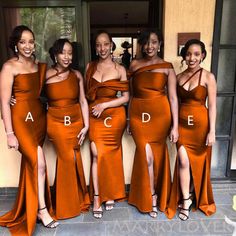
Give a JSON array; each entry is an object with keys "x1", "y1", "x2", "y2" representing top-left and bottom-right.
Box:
[
  {"x1": 0, "y1": 25, "x2": 58, "y2": 236},
  {"x1": 45, "y1": 38, "x2": 90, "y2": 219},
  {"x1": 167, "y1": 39, "x2": 216, "y2": 220},
  {"x1": 85, "y1": 31, "x2": 129, "y2": 218},
  {"x1": 128, "y1": 29, "x2": 179, "y2": 218}
]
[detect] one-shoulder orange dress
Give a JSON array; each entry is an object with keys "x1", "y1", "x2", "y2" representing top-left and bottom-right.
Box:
[
  {"x1": 128, "y1": 63, "x2": 172, "y2": 214},
  {"x1": 45, "y1": 71, "x2": 90, "y2": 219},
  {"x1": 0, "y1": 63, "x2": 53, "y2": 236},
  {"x1": 86, "y1": 62, "x2": 129, "y2": 205},
  {"x1": 167, "y1": 68, "x2": 216, "y2": 219}
]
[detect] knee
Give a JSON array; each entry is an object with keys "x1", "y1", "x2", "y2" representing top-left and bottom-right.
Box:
[
  {"x1": 38, "y1": 161, "x2": 46, "y2": 175},
  {"x1": 178, "y1": 156, "x2": 189, "y2": 169},
  {"x1": 92, "y1": 155, "x2": 98, "y2": 164},
  {"x1": 146, "y1": 155, "x2": 153, "y2": 167}
]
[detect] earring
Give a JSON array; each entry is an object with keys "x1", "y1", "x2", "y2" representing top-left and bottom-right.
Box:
[
  {"x1": 157, "y1": 48, "x2": 160, "y2": 52},
  {"x1": 96, "y1": 51, "x2": 98, "y2": 56},
  {"x1": 55, "y1": 57, "x2": 57, "y2": 63},
  {"x1": 32, "y1": 48, "x2": 35, "y2": 52},
  {"x1": 110, "y1": 48, "x2": 113, "y2": 54},
  {"x1": 15, "y1": 45, "x2": 18, "y2": 53}
]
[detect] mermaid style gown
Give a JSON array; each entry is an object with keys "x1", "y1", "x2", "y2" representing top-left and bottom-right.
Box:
[
  {"x1": 45, "y1": 71, "x2": 90, "y2": 219},
  {"x1": 86, "y1": 62, "x2": 129, "y2": 206},
  {"x1": 0, "y1": 63, "x2": 53, "y2": 236},
  {"x1": 128, "y1": 63, "x2": 173, "y2": 215},
  {"x1": 167, "y1": 68, "x2": 216, "y2": 218}
]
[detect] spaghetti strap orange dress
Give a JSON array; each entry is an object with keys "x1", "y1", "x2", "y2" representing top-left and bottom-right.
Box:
[
  {"x1": 86, "y1": 62, "x2": 129, "y2": 205},
  {"x1": 45, "y1": 71, "x2": 90, "y2": 219},
  {"x1": 167, "y1": 68, "x2": 216, "y2": 219},
  {"x1": 0, "y1": 63, "x2": 53, "y2": 236},
  {"x1": 128, "y1": 63, "x2": 172, "y2": 214}
]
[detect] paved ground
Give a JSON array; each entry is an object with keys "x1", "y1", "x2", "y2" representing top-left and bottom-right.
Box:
[{"x1": 0, "y1": 183, "x2": 236, "y2": 236}]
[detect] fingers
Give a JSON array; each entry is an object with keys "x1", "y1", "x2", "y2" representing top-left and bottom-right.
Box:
[
  {"x1": 127, "y1": 128, "x2": 132, "y2": 135},
  {"x1": 77, "y1": 132, "x2": 86, "y2": 146},
  {"x1": 8, "y1": 143, "x2": 19, "y2": 150},
  {"x1": 169, "y1": 133, "x2": 178, "y2": 143}
]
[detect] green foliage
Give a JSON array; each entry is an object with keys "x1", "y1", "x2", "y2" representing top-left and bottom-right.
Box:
[{"x1": 20, "y1": 7, "x2": 76, "y2": 64}]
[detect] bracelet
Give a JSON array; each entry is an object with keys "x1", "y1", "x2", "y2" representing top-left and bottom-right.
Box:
[{"x1": 6, "y1": 131, "x2": 14, "y2": 135}]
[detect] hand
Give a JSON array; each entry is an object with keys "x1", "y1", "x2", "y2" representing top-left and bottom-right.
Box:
[
  {"x1": 7, "y1": 134, "x2": 19, "y2": 151},
  {"x1": 92, "y1": 103, "x2": 106, "y2": 118},
  {"x1": 126, "y1": 120, "x2": 132, "y2": 135},
  {"x1": 10, "y1": 96, "x2": 16, "y2": 106},
  {"x1": 169, "y1": 127, "x2": 179, "y2": 143},
  {"x1": 77, "y1": 126, "x2": 88, "y2": 146},
  {"x1": 206, "y1": 131, "x2": 215, "y2": 146}
]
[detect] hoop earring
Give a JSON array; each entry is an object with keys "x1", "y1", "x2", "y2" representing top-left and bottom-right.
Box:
[{"x1": 15, "y1": 45, "x2": 18, "y2": 53}]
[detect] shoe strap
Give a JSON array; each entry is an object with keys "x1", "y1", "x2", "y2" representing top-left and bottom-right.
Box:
[{"x1": 38, "y1": 206, "x2": 47, "y2": 211}]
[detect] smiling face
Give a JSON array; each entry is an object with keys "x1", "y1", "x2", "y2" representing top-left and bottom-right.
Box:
[
  {"x1": 56, "y1": 42, "x2": 73, "y2": 69},
  {"x1": 95, "y1": 33, "x2": 113, "y2": 60},
  {"x1": 185, "y1": 44, "x2": 205, "y2": 69},
  {"x1": 16, "y1": 30, "x2": 35, "y2": 58},
  {"x1": 143, "y1": 32, "x2": 160, "y2": 58}
]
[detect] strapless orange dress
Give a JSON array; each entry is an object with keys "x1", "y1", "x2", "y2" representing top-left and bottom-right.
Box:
[
  {"x1": 45, "y1": 71, "x2": 90, "y2": 219},
  {"x1": 167, "y1": 68, "x2": 216, "y2": 218},
  {"x1": 0, "y1": 63, "x2": 53, "y2": 236},
  {"x1": 128, "y1": 63, "x2": 172, "y2": 214},
  {"x1": 86, "y1": 62, "x2": 129, "y2": 205}
]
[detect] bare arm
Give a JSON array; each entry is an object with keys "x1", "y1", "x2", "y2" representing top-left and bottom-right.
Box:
[
  {"x1": 92, "y1": 65, "x2": 129, "y2": 118},
  {"x1": 206, "y1": 72, "x2": 217, "y2": 146},
  {"x1": 0, "y1": 62, "x2": 19, "y2": 150},
  {"x1": 77, "y1": 71, "x2": 89, "y2": 128},
  {"x1": 167, "y1": 68, "x2": 179, "y2": 143}
]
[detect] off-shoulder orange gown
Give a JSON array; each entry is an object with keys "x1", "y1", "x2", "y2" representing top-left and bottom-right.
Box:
[
  {"x1": 0, "y1": 63, "x2": 53, "y2": 236},
  {"x1": 167, "y1": 68, "x2": 216, "y2": 218},
  {"x1": 86, "y1": 62, "x2": 129, "y2": 205},
  {"x1": 128, "y1": 63, "x2": 172, "y2": 214},
  {"x1": 45, "y1": 71, "x2": 90, "y2": 219}
]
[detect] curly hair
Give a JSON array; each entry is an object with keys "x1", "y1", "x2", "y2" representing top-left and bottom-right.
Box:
[{"x1": 180, "y1": 39, "x2": 207, "y2": 64}]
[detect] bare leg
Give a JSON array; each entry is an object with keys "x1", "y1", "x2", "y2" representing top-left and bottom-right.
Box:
[
  {"x1": 145, "y1": 144, "x2": 157, "y2": 218},
  {"x1": 37, "y1": 146, "x2": 58, "y2": 227},
  {"x1": 178, "y1": 146, "x2": 193, "y2": 220},
  {"x1": 91, "y1": 142, "x2": 103, "y2": 218}
]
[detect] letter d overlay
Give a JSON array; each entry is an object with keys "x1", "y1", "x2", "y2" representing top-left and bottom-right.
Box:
[{"x1": 142, "y1": 112, "x2": 151, "y2": 123}]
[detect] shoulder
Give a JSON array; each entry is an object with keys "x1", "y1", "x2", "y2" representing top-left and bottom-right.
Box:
[
  {"x1": 46, "y1": 67, "x2": 56, "y2": 79},
  {"x1": 161, "y1": 60, "x2": 174, "y2": 69},
  {"x1": 1, "y1": 59, "x2": 18, "y2": 76},
  {"x1": 129, "y1": 59, "x2": 141, "y2": 72},
  {"x1": 115, "y1": 62, "x2": 126, "y2": 73},
  {"x1": 71, "y1": 69, "x2": 83, "y2": 80},
  {"x1": 85, "y1": 61, "x2": 97, "y2": 72},
  {"x1": 202, "y1": 69, "x2": 216, "y2": 83}
]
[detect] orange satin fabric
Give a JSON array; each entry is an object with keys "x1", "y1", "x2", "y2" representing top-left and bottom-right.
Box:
[
  {"x1": 128, "y1": 63, "x2": 172, "y2": 214},
  {"x1": 86, "y1": 62, "x2": 129, "y2": 205},
  {"x1": 0, "y1": 63, "x2": 53, "y2": 236},
  {"x1": 167, "y1": 68, "x2": 216, "y2": 219},
  {"x1": 45, "y1": 71, "x2": 90, "y2": 219}
]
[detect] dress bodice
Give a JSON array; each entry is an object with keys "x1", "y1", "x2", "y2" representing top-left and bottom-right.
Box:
[
  {"x1": 13, "y1": 63, "x2": 46, "y2": 101},
  {"x1": 45, "y1": 71, "x2": 79, "y2": 107},
  {"x1": 131, "y1": 62, "x2": 173, "y2": 99},
  {"x1": 178, "y1": 68, "x2": 207, "y2": 106}
]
